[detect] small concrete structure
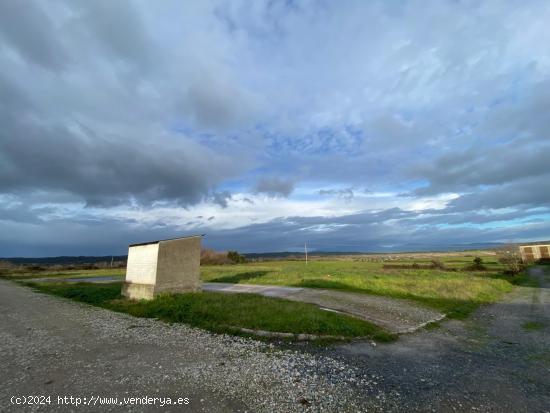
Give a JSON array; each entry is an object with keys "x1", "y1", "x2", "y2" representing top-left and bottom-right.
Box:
[
  {"x1": 122, "y1": 235, "x2": 202, "y2": 300},
  {"x1": 519, "y1": 244, "x2": 550, "y2": 263}
]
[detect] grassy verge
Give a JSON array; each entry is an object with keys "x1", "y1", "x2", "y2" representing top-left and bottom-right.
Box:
[
  {"x1": 0, "y1": 268, "x2": 125, "y2": 281},
  {"x1": 22, "y1": 281, "x2": 395, "y2": 342},
  {"x1": 202, "y1": 260, "x2": 517, "y2": 319}
]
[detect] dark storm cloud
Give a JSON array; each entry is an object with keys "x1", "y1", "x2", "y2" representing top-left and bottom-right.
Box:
[
  {"x1": 210, "y1": 191, "x2": 232, "y2": 208},
  {"x1": 201, "y1": 210, "x2": 550, "y2": 253},
  {"x1": 254, "y1": 177, "x2": 295, "y2": 197},
  {"x1": 446, "y1": 176, "x2": 550, "y2": 212},
  {"x1": 0, "y1": 1, "x2": 68, "y2": 70},
  {"x1": 414, "y1": 140, "x2": 550, "y2": 196},
  {"x1": 183, "y1": 76, "x2": 261, "y2": 131},
  {"x1": 413, "y1": 80, "x2": 550, "y2": 201},
  {"x1": 0, "y1": 217, "x2": 180, "y2": 257},
  {"x1": 400, "y1": 209, "x2": 550, "y2": 226},
  {"x1": 0, "y1": 1, "x2": 247, "y2": 207},
  {"x1": 74, "y1": 0, "x2": 156, "y2": 70},
  {"x1": 0, "y1": 111, "x2": 236, "y2": 206},
  {"x1": 1, "y1": 202, "x2": 547, "y2": 256},
  {"x1": 1, "y1": 118, "x2": 234, "y2": 211}
]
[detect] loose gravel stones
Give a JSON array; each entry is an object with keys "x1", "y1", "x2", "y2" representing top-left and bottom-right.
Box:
[{"x1": 0, "y1": 280, "x2": 386, "y2": 412}]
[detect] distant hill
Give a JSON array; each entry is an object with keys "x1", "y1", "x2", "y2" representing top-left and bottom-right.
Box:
[
  {"x1": 1, "y1": 256, "x2": 127, "y2": 265},
  {"x1": 3, "y1": 240, "x2": 549, "y2": 264},
  {"x1": 244, "y1": 242, "x2": 508, "y2": 259}
]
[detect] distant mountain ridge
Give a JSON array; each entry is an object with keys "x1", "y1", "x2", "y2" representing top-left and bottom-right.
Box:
[
  {"x1": 1, "y1": 256, "x2": 127, "y2": 265},
  {"x1": 3, "y1": 240, "x2": 549, "y2": 264}
]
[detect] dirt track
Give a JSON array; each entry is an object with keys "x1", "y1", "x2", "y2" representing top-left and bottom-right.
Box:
[
  {"x1": 1, "y1": 268, "x2": 549, "y2": 412},
  {"x1": 330, "y1": 266, "x2": 550, "y2": 412}
]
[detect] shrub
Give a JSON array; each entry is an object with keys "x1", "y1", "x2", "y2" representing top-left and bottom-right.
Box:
[
  {"x1": 200, "y1": 248, "x2": 232, "y2": 265},
  {"x1": 464, "y1": 257, "x2": 487, "y2": 271},
  {"x1": 227, "y1": 250, "x2": 247, "y2": 264},
  {"x1": 495, "y1": 245, "x2": 523, "y2": 274},
  {"x1": 25, "y1": 265, "x2": 46, "y2": 272}
]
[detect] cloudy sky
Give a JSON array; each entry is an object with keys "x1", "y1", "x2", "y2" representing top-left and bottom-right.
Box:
[{"x1": 1, "y1": 0, "x2": 549, "y2": 256}]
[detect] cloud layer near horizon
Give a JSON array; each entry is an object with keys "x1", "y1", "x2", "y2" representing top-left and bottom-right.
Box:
[{"x1": 0, "y1": 0, "x2": 549, "y2": 256}]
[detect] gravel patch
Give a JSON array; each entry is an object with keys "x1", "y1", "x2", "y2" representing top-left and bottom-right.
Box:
[{"x1": 0, "y1": 280, "x2": 390, "y2": 412}]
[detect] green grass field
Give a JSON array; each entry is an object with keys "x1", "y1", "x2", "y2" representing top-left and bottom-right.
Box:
[
  {"x1": 0, "y1": 268, "x2": 125, "y2": 280},
  {"x1": 4, "y1": 255, "x2": 525, "y2": 320},
  {"x1": 201, "y1": 259, "x2": 518, "y2": 318},
  {"x1": 22, "y1": 281, "x2": 394, "y2": 341}
]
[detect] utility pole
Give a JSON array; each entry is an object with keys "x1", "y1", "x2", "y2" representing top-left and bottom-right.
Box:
[{"x1": 305, "y1": 242, "x2": 308, "y2": 265}]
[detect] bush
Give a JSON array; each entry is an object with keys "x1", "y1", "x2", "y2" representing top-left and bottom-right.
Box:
[
  {"x1": 227, "y1": 250, "x2": 247, "y2": 264},
  {"x1": 200, "y1": 248, "x2": 232, "y2": 265},
  {"x1": 464, "y1": 257, "x2": 487, "y2": 271},
  {"x1": 25, "y1": 265, "x2": 46, "y2": 272},
  {"x1": 496, "y1": 245, "x2": 523, "y2": 274}
]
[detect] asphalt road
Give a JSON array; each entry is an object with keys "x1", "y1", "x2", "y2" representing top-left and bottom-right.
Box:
[{"x1": 1, "y1": 267, "x2": 549, "y2": 412}]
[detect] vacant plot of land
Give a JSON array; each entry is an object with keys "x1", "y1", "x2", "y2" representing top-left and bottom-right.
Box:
[
  {"x1": 22, "y1": 281, "x2": 393, "y2": 341},
  {"x1": 2, "y1": 268, "x2": 548, "y2": 412},
  {"x1": 4, "y1": 255, "x2": 521, "y2": 320},
  {"x1": 202, "y1": 260, "x2": 517, "y2": 318}
]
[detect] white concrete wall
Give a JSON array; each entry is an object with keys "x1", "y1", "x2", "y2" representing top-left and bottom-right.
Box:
[{"x1": 125, "y1": 243, "x2": 159, "y2": 285}]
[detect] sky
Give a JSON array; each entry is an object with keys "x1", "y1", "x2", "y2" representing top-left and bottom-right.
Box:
[{"x1": 1, "y1": 0, "x2": 549, "y2": 257}]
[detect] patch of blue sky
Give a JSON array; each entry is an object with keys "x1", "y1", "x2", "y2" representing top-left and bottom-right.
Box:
[
  {"x1": 169, "y1": 122, "x2": 218, "y2": 143},
  {"x1": 169, "y1": 121, "x2": 250, "y2": 150},
  {"x1": 215, "y1": 179, "x2": 248, "y2": 194},
  {"x1": 398, "y1": 179, "x2": 430, "y2": 194},
  {"x1": 264, "y1": 125, "x2": 365, "y2": 156}
]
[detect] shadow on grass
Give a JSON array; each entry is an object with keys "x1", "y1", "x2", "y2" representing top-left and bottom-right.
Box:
[
  {"x1": 295, "y1": 279, "x2": 354, "y2": 290},
  {"x1": 210, "y1": 270, "x2": 270, "y2": 284}
]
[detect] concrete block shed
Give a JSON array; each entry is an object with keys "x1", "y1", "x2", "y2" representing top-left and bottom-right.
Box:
[
  {"x1": 519, "y1": 244, "x2": 550, "y2": 263},
  {"x1": 122, "y1": 235, "x2": 202, "y2": 300}
]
